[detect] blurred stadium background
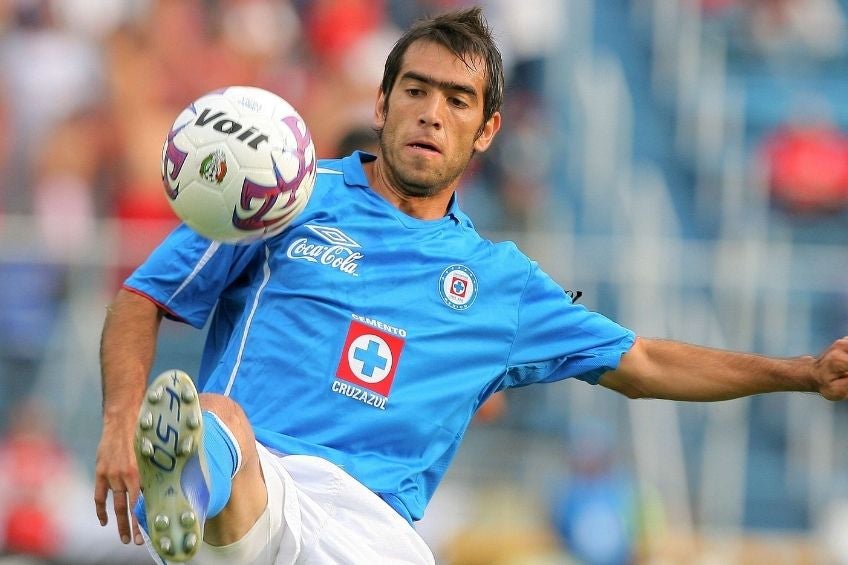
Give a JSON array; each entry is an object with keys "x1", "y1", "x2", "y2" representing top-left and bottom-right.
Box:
[{"x1": 1, "y1": 0, "x2": 848, "y2": 563}]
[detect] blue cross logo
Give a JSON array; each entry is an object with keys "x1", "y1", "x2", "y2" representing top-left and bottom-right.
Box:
[
  {"x1": 452, "y1": 279, "x2": 466, "y2": 295},
  {"x1": 353, "y1": 339, "x2": 388, "y2": 379}
]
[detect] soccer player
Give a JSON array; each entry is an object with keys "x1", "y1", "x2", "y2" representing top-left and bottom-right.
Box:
[{"x1": 94, "y1": 7, "x2": 848, "y2": 564}]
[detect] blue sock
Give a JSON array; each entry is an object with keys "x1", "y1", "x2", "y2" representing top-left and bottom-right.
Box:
[
  {"x1": 135, "y1": 410, "x2": 241, "y2": 530},
  {"x1": 201, "y1": 411, "x2": 242, "y2": 518}
]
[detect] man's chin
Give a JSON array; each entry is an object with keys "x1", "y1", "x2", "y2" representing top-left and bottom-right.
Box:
[
  {"x1": 398, "y1": 182, "x2": 441, "y2": 198},
  {"x1": 394, "y1": 169, "x2": 444, "y2": 197}
]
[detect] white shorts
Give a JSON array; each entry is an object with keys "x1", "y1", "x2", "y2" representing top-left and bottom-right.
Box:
[{"x1": 186, "y1": 443, "x2": 435, "y2": 565}]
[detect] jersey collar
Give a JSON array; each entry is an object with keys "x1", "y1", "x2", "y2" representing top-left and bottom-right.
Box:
[{"x1": 342, "y1": 150, "x2": 376, "y2": 188}]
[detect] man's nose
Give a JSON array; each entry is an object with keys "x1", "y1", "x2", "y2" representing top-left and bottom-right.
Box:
[{"x1": 418, "y1": 97, "x2": 444, "y2": 129}]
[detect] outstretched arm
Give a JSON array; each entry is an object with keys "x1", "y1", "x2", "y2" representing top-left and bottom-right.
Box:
[
  {"x1": 599, "y1": 336, "x2": 848, "y2": 402},
  {"x1": 94, "y1": 288, "x2": 163, "y2": 545}
]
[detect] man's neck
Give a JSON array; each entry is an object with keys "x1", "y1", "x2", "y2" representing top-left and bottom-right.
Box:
[{"x1": 362, "y1": 158, "x2": 454, "y2": 220}]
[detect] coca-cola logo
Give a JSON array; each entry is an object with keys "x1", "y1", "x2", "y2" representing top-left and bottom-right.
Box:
[{"x1": 285, "y1": 225, "x2": 363, "y2": 276}]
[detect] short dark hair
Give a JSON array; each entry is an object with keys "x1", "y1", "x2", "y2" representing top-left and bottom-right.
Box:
[{"x1": 379, "y1": 6, "x2": 504, "y2": 127}]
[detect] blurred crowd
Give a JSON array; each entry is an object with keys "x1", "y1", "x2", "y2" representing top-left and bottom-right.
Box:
[
  {"x1": 702, "y1": 0, "x2": 847, "y2": 62},
  {"x1": 700, "y1": 0, "x2": 848, "y2": 216},
  {"x1": 0, "y1": 0, "x2": 847, "y2": 563}
]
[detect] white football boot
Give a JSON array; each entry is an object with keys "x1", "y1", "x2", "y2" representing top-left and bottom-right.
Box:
[{"x1": 135, "y1": 369, "x2": 208, "y2": 562}]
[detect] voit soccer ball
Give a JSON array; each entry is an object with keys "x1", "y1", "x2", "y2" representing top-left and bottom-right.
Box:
[{"x1": 161, "y1": 86, "x2": 317, "y2": 243}]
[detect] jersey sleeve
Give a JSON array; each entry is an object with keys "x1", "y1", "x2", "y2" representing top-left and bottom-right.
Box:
[
  {"x1": 505, "y1": 262, "x2": 636, "y2": 387},
  {"x1": 124, "y1": 224, "x2": 262, "y2": 328}
]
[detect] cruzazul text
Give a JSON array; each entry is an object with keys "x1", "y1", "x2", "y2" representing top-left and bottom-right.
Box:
[
  {"x1": 286, "y1": 238, "x2": 363, "y2": 276},
  {"x1": 331, "y1": 380, "x2": 387, "y2": 410}
]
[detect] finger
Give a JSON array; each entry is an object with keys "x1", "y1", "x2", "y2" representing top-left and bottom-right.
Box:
[
  {"x1": 113, "y1": 490, "x2": 132, "y2": 544},
  {"x1": 834, "y1": 337, "x2": 848, "y2": 355},
  {"x1": 129, "y1": 488, "x2": 143, "y2": 545},
  {"x1": 825, "y1": 375, "x2": 848, "y2": 401},
  {"x1": 94, "y1": 479, "x2": 109, "y2": 526},
  {"x1": 131, "y1": 509, "x2": 143, "y2": 545}
]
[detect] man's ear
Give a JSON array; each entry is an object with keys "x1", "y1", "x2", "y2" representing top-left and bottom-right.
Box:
[
  {"x1": 474, "y1": 111, "x2": 501, "y2": 153},
  {"x1": 374, "y1": 88, "x2": 387, "y2": 130}
]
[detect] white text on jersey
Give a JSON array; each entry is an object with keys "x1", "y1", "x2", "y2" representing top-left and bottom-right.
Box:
[
  {"x1": 286, "y1": 237, "x2": 363, "y2": 276},
  {"x1": 351, "y1": 314, "x2": 407, "y2": 337},
  {"x1": 332, "y1": 380, "x2": 387, "y2": 410}
]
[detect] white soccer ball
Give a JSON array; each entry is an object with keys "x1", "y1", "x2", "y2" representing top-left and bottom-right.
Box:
[{"x1": 161, "y1": 86, "x2": 316, "y2": 243}]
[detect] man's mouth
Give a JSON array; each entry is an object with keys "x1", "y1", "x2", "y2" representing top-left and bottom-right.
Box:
[{"x1": 408, "y1": 141, "x2": 440, "y2": 153}]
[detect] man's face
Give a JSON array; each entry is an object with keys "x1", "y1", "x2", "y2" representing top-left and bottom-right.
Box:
[{"x1": 374, "y1": 40, "x2": 500, "y2": 198}]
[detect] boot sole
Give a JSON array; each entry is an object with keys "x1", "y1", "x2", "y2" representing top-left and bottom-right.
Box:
[{"x1": 135, "y1": 369, "x2": 206, "y2": 562}]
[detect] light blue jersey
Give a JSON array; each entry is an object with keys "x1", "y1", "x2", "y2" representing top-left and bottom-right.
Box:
[{"x1": 126, "y1": 152, "x2": 636, "y2": 522}]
